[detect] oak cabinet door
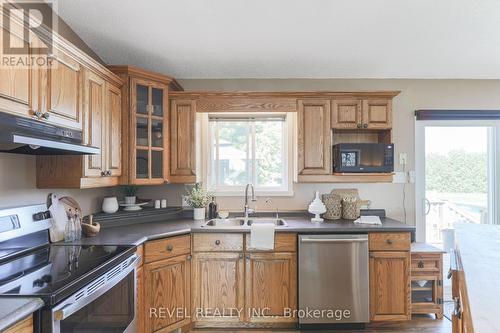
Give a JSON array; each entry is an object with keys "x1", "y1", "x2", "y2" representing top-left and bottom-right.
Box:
[
  {"x1": 43, "y1": 51, "x2": 83, "y2": 130},
  {"x1": 297, "y1": 99, "x2": 331, "y2": 175},
  {"x1": 362, "y1": 99, "x2": 392, "y2": 129},
  {"x1": 0, "y1": 26, "x2": 38, "y2": 119},
  {"x1": 369, "y1": 251, "x2": 411, "y2": 321},
  {"x1": 83, "y1": 70, "x2": 105, "y2": 178},
  {"x1": 245, "y1": 252, "x2": 297, "y2": 323},
  {"x1": 331, "y1": 99, "x2": 362, "y2": 129},
  {"x1": 145, "y1": 254, "x2": 191, "y2": 333},
  {"x1": 170, "y1": 99, "x2": 196, "y2": 183},
  {"x1": 192, "y1": 252, "x2": 244, "y2": 325},
  {"x1": 105, "y1": 83, "x2": 122, "y2": 177}
]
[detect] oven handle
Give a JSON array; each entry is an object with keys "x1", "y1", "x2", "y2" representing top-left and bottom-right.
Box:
[{"x1": 53, "y1": 254, "x2": 140, "y2": 321}]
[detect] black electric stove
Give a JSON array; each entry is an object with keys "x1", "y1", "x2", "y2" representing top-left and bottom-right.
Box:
[
  {"x1": 0, "y1": 243, "x2": 135, "y2": 305},
  {"x1": 0, "y1": 204, "x2": 138, "y2": 333}
]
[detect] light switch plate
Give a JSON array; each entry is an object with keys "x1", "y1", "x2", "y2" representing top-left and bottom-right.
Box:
[{"x1": 399, "y1": 152, "x2": 408, "y2": 166}]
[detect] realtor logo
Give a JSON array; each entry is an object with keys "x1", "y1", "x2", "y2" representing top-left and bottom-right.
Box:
[{"x1": 1, "y1": 0, "x2": 57, "y2": 68}]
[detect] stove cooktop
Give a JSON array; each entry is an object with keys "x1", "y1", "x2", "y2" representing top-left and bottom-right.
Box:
[{"x1": 0, "y1": 244, "x2": 136, "y2": 305}]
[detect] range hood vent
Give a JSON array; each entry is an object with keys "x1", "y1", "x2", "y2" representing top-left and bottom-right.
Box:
[{"x1": 0, "y1": 112, "x2": 100, "y2": 155}]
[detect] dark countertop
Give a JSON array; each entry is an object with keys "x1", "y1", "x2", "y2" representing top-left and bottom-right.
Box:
[
  {"x1": 70, "y1": 215, "x2": 415, "y2": 246},
  {"x1": 0, "y1": 298, "x2": 44, "y2": 331},
  {"x1": 455, "y1": 223, "x2": 500, "y2": 333}
]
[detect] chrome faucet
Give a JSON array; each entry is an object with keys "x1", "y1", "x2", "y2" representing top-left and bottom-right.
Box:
[{"x1": 244, "y1": 183, "x2": 257, "y2": 219}]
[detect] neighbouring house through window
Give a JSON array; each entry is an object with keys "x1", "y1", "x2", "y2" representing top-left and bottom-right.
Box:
[{"x1": 202, "y1": 113, "x2": 293, "y2": 196}]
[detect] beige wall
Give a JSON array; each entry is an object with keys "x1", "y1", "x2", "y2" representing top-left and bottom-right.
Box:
[
  {"x1": 2, "y1": 79, "x2": 499, "y2": 225},
  {"x1": 0, "y1": 154, "x2": 114, "y2": 215}
]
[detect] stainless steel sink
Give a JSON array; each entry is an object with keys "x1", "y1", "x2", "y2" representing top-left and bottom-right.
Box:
[
  {"x1": 246, "y1": 218, "x2": 288, "y2": 227},
  {"x1": 204, "y1": 218, "x2": 246, "y2": 227},
  {"x1": 203, "y1": 217, "x2": 287, "y2": 227}
]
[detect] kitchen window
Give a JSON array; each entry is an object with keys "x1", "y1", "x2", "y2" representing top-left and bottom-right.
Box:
[{"x1": 202, "y1": 114, "x2": 293, "y2": 196}]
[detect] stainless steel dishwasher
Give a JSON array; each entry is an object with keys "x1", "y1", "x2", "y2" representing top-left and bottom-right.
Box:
[{"x1": 298, "y1": 234, "x2": 369, "y2": 328}]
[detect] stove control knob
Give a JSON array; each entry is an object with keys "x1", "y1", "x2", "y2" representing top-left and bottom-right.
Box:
[
  {"x1": 33, "y1": 279, "x2": 44, "y2": 287},
  {"x1": 41, "y1": 275, "x2": 52, "y2": 283}
]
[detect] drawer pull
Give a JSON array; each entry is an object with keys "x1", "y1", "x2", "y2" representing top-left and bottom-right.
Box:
[
  {"x1": 418, "y1": 261, "x2": 424, "y2": 268},
  {"x1": 215, "y1": 240, "x2": 221, "y2": 245},
  {"x1": 386, "y1": 239, "x2": 393, "y2": 245},
  {"x1": 166, "y1": 245, "x2": 173, "y2": 252}
]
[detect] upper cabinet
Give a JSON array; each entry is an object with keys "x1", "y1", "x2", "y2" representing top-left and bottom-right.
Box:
[
  {"x1": 297, "y1": 99, "x2": 331, "y2": 176},
  {"x1": 37, "y1": 68, "x2": 123, "y2": 188},
  {"x1": 109, "y1": 66, "x2": 177, "y2": 185},
  {"x1": 169, "y1": 99, "x2": 196, "y2": 183},
  {"x1": 332, "y1": 98, "x2": 392, "y2": 130}
]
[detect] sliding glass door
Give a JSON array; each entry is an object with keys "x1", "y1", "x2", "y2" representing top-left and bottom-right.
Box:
[{"x1": 415, "y1": 120, "x2": 500, "y2": 244}]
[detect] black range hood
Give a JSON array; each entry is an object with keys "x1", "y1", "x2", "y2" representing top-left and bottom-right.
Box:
[{"x1": 0, "y1": 112, "x2": 100, "y2": 155}]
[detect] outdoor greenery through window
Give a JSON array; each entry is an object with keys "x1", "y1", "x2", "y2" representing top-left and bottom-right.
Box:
[{"x1": 208, "y1": 115, "x2": 288, "y2": 193}]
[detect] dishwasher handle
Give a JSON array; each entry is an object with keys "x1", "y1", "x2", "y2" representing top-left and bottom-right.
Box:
[{"x1": 300, "y1": 238, "x2": 368, "y2": 243}]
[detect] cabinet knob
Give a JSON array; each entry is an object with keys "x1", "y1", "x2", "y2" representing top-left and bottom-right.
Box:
[
  {"x1": 363, "y1": 123, "x2": 368, "y2": 129},
  {"x1": 166, "y1": 245, "x2": 173, "y2": 252},
  {"x1": 386, "y1": 239, "x2": 393, "y2": 245},
  {"x1": 357, "y1": 123, "x2": 362, "y2": 129},
  {"x1": 101, "y1": 171, "x2": 106, "y2": 177},
  {"x1": 187, "y1": 255, "x2": 192, "y2": 260},
  {"x1": 418, "y1": 260, "x2": 424, "y2": 268},
  {"x1": 246, "y1": 254, "x2": 250, "y2": 260},
  {"x1": 42, "y1": 112, "x2": 50, "y2": 120},
  {"x1": 239, "y1": 253, "x2": 243, "y2": 259},
  {"x1": 215, "y1": 240, "x2": 221, "y2": 246},
  {"x1": 106, "y1": 170, "x2": 111, "y2": 176}
]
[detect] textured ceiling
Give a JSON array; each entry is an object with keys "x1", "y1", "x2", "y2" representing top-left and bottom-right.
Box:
[{"x1": 58, "y1": 0, "x2": 500, "y2": 79}]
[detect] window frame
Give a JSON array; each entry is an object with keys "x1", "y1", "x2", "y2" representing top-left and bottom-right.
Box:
[{"x1": 200, "y1": 112, "x2": 294, "y2": 197}]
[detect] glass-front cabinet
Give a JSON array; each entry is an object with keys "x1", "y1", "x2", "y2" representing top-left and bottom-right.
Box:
[{"x1": 131, "y1": 79, "x2": 169, "y2": 184}]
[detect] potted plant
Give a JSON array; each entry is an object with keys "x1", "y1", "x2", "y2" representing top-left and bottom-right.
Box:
[
  {"x1": 185, "y1": 183, "x2": 210, "y2": 220},
  {"x1": 123, "y1": 185, "x2": 139, "y2": 204}
]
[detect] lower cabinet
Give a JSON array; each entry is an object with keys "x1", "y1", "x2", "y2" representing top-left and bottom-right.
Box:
[
  {"x1": 140, "y1": 235, "x2": 191, "y2": 333},
  {"x1": 192, "y1": 252, "x2": 245, "y2": 326},
  {"x1": 191, "y1": 233, "x2": 297, "y2": 328},
  {"x1": 245, "y1": 252, "x2": 297, "y2": 324},
  {"x1": 370, "y1": 234, "x2": 411, "y2": 321}
]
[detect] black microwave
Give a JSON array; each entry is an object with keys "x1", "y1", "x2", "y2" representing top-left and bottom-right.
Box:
[{"x1": 333, "y1": 143, "x2": 394, "y2": 173}]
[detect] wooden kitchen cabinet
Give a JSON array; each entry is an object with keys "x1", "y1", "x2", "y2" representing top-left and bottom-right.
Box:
[
  {"x1": 169, "y1": 99, "x2": 196, "y2": 183},
  {"x1": 297, "y1": 99, "x2": 332, "y2": 176},
  {"x1": 109, "y1": 66, "x2": 176, "y2": 185},
  {"x1": 362, "y1": 99, "x2": 392, "y2": 129},
  {"x1": 36, "y1": 68, "x2": 122, "y2": 188},
  {"x1": 369, "y1": 232, "x2": 411, "y2": 322},
  {"x1": 192, "y1": 252, "x2": 245, "y2": 326},
  {"x1": 331, "y1": 99, "x2": 362, "y2": 129},
  {"x1": 245, "y1": 252, "x2": 297, "y2": 324},
  {"x1": 145, "y1": 254, "x2": 191, "y2": 333}
]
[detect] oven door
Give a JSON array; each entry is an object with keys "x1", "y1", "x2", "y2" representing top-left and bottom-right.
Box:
[{"x1": 50, "y1": 255, "x2": 139, "y2": 333}]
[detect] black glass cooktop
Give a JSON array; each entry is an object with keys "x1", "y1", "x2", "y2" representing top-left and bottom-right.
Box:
[{"x1": 0, "y1": 244, "x2": 135, "y2": 305}]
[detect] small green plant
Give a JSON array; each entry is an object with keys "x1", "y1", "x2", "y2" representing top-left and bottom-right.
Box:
[
  {"x1": 123, "y1": 185, "x2": 139, "y2": 197},
  {"x1": 185, "y1": 183, "x2": 210, "y2": 208}
]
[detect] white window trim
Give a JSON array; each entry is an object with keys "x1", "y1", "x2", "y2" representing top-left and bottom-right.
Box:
[
  {"x1": 414, "y1": 119, "x2": 500, "y2": 242},
  {"x1": 198, "y1": 112, "x2": 295, "y2": 197}
]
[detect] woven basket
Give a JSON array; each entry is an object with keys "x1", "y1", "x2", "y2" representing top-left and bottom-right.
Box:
[
  {"x1": 342, "y1": 196, "x2": 360, "y2": 220},
  {"x1": 322, "y1": 193, "x2": 342, "y2": 220}
]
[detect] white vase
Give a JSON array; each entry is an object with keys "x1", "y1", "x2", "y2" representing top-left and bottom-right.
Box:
[
  {"x1": 102, "y1": 197, "x2": 119, "y2": 214},
  {"x1": 308, "y1": 191, "x2": 327, "y2": 222},
  {"x1": 124, "y1": 196, "x2": 136, "y2": 204},
  {"x1": 193, "y1": 207, "x2": 206, "y2": 220}
]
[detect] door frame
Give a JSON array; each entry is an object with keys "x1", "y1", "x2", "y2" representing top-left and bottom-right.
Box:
[{"x1": 415, "y1": 119, "x2": 499, "y2": 242}]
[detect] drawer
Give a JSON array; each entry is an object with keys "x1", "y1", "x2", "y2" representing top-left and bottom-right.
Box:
[
  {"x1": 411, "y1": 253, "x2": 441, "y2": 273},
  {"x1": 144, "y1": 234, "x2": 191, "y2": 263},
  {"x1": 193, "y1": 233, "x2": 243, "y2": 252},
  {"x1": 369, "y1": 232, "x2": 410, "y2": 251},
  {"x1": 245, "y1": 233, "x2": 297, "y2": 252}
]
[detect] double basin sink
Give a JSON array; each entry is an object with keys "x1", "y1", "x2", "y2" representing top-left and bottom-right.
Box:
[{"x1": 202, "y1": 217, "x2": 288, "y2": 228}]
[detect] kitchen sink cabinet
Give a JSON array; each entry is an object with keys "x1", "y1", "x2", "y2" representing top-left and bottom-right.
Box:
[
  {"x1": 245, "y1": 252, "x2": 297, "y2": 324},
  {"x1": 36, "y1": 68, "x2": 122, "y2": 188},
  {"x1": 369, "y1": 232, "x2": 411, "y2": 322},
  {"x1": 191, "y1": 233, "x2": 297, "y2": 328}
]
